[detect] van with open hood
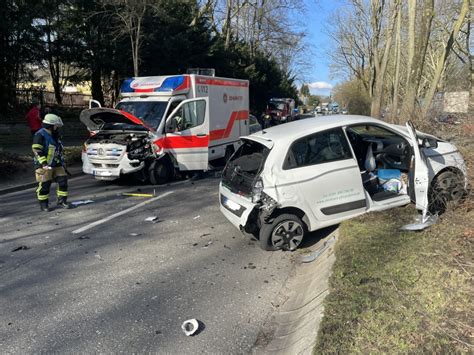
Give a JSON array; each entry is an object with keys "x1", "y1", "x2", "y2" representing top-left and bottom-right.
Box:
[{"x1": 81, "y1": 72, "x2": 249, "y2": 183}]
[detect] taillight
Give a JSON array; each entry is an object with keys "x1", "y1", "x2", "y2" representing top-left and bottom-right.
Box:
[{"x1": 252, "y1": 178, "x2": 263, "y2": 203}]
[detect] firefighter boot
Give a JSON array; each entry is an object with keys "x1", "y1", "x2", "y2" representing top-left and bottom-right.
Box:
[
  {"x1": 40, "y1": 201, "x2": 51, "y2": 212},
  {"x1": 57, "y1": 196, "x2": 72, "y2": 209}
]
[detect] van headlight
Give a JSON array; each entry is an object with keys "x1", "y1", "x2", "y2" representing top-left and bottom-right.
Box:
[{"x1": 252, "y1": 178, "x2": 264, "y2": 203}]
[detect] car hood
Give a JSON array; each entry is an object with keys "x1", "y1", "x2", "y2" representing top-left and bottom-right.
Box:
[{"x1": 79, "y1": 108, "x2": 154, "y2": 132}]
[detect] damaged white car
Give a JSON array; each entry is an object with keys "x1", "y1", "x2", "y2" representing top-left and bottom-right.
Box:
[{"x1": 219, "y1": 115, "x2": 468, "y2": 251}]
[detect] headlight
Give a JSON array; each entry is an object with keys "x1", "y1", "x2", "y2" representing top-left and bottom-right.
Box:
[{"x1": 252, "y1": 178, "x2": 264, "y2": 203}]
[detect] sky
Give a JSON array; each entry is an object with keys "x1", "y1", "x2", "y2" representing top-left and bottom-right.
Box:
[{"x1": 301, "y1": 0, "x2": 343, "y2": 97}]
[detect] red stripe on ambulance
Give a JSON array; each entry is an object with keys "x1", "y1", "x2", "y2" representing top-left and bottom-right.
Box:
[{"x1": 196, "y1": 77, "x2": 249, "y2": 87}]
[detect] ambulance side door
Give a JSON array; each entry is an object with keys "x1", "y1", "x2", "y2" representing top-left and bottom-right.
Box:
[{"x1": 164, "y1": 98, "x2": 209, "y2": 171}]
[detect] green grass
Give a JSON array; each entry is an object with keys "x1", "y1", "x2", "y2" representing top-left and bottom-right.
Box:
[{"x1": 314, "y1": 204, "x2": 473, "y2": 353}]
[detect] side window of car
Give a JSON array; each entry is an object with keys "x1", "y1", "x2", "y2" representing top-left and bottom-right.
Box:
[{"x1": 284, "y1": 128, "x2": 353, "y2": 169}]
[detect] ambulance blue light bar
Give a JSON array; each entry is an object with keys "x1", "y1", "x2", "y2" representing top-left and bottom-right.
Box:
[{"x1": 119, "y1": 75, "x2": 190, "y2": 94}]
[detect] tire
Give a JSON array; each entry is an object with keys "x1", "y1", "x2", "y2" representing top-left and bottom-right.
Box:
[
  {"x1": 148, "y1": 158, "x2": 172, "y2": 185},
  {"x1": 428, "y1": 170, "x2": 466, "y2": 213},
  {"x1": 259, "y1": 213, "x2": 306, "y2": 251}
]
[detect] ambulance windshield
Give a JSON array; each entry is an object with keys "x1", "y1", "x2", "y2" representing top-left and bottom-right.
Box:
[{"x1": 116, "y1": 101, "x2": 168, "y2": 129}]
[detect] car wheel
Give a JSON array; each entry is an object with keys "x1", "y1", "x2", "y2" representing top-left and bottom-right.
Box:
[
  {"x1": 259, "y1": 214, "x2": 306, "y2": 251},
  {"x1": 149, "y1": 158, "x2": 172, "y2": 185},
  {"x1": 429, "y1": 170, "x2": 465, "y2": 213}
]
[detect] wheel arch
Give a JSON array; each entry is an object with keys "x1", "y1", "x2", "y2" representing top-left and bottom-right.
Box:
[
  {"x1": 268, "y1": 206, "x2": 312, "y2": 231},
  {"x1": 430, "y1": 166, "x2": 465, "y2": 188}
]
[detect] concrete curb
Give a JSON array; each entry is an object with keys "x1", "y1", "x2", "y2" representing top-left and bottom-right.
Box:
[
  {"x1": 0, "y1": 171, "x2": 84, "y2": 196},
  {"x1": 254, "y1": 229, "x2": 338, "y2": 354}
]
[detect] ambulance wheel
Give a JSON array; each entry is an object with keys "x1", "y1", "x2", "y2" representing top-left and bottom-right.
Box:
[
  {"x1": 149, "y1": 158, "x2": 172, "y2": 185},
  {"x1": 259, "y1": 214, "x2": 306, "y2": 251}
]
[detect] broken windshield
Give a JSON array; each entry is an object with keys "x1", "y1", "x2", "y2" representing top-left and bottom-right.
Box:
[{"x1": 116, "y1": 101, "x2": 168, "y2": 129}]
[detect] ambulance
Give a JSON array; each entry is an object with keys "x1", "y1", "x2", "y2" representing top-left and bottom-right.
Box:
[{"x1": 80, "y1": 72, "x2": 249, "y2": 184}]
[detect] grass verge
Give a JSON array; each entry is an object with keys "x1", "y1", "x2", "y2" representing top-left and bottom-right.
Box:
[{"x1": 314, "y1": 204, "x2": 473, "y2": 353}]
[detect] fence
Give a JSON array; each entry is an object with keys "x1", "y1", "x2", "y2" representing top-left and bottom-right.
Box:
[{"x1": 16, "y1": 89, "x2": 92, "y2": 108}]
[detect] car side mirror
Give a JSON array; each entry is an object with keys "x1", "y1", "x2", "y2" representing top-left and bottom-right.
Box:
[
  {"x1": 422, "y1": 137, "x2": 438, "y2": 149},
  {"x1": 165, "y1": 118, "x2": 176, "y2": 133}
]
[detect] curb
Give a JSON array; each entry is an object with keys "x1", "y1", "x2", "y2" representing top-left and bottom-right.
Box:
[
  {"x1": 0, "y1": 171, "x2": 84, "y2": 196},
  {"x1": 254, "y1": 229, "x2": 338, "y2": 354}
]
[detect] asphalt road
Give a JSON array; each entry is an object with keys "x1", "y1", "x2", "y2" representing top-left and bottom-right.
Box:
[{"x1": 0, "y1": 174, "x2": 299, "y2": 353}]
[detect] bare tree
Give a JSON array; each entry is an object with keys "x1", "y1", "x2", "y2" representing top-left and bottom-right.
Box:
[{"x1": 102, "y1": 0, "x2": 153, "y2": 77}]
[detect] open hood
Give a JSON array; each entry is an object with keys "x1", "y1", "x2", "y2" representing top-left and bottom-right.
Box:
[{"x1": 79, "y1": 108, "x2": 154, "y2": 132}]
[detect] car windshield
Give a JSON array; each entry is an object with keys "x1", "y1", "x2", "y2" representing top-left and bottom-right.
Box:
[{"x1": 116, "y1": 101, "x2": 168, "y2": 129}]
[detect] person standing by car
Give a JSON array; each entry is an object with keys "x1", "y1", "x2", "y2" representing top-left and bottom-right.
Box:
[
  {"x1": 26, "y1": 102, "x2": 42, "y2": 136},
  {"x1": 32, "y1": 114, "x2": 72, "y2": 212}
]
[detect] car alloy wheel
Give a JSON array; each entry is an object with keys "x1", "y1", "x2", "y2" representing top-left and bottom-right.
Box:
[{"x1": 259, "y1": 213, "x2": 306, "y2": 251}]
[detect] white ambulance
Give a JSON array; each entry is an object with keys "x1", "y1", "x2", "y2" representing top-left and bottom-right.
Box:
[{"x1": 80, "y1": 73, "x2": 249, "y2": 184}]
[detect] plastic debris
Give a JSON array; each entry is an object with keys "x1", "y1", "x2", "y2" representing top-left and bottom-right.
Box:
[
  {"x1": 203, "y1": 241, "x2": 213, "y2": 248},
  {"x1": 11, "y1": 246, "x2": 30, "y2": 252},
  {"x1": 145, "y1": 216, "x2": 158, "y2": 222},
  {"x1": 300, "y1": 236, "x2": 336, "y2": 263},
  {"x1": 181, "y1": 319, "x2": 200, "y2": 336},
  {"x1": 400, "y1": 214, "x2": 438, "y2": 231},
  {"x1": 193, "y1": 215, "x2": 201, "y2": 220},
  {"x1": 71, "y1": 200, "x2": 94, "y2": 207},
  {"x1": 129, "y1": 233, "x2": 141, "y2": 237},
  {"x1": 122, "y1": 193, "x2": 154, "y2": 197}
]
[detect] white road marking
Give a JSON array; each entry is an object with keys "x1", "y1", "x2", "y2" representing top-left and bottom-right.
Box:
[{"x1": 72, "y1": 191, "x2": 174, "y2": 234}]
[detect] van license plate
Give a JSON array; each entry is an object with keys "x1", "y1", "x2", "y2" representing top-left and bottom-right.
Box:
[{"x1": 93, "y1": 170, "x2": 113, "y2": 177}]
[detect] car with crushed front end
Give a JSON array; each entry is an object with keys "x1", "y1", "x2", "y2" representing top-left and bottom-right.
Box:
[{"x1": 219, "y1": 115, "x2": 468, "y2": 251}]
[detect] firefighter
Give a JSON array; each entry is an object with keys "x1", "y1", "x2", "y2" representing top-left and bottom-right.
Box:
[{"x1": 32, "y1": 114, "x2": 72, "y2": 211}]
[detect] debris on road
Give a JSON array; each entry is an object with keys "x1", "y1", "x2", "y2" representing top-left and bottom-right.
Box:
[
  {"x1": 193, "y1": 215, "x2": 201, "y2": 220},
  {"x1": 11, "y1": 246, "x2": 30, "y2": 252},
  {"x1": 145, "y1": 216, "x2": 158, "y2": 222},
  {"x1": 122, "y1": 193, "x2": 154, "y2": 198},
  {"x1": 203, "y1": 241, "x2": 213, "y2": 248},
  {"x1": 78, "y1": 235, "x2": 90, "y2": 240},
  {"x1": 71, "y1": 200, "x2": 94, "y2": 207},
  {"x1": 300, "y1": 236, "x2": 336, "y2": 263},
  {"x1": 400, "y1": 214, "x2": 438, "y2": 231},
  {"x1": 129, "y1": 233, "x2": 141, "y2": 237},
  {"x1": 181, "y1": 319, "x2": 201, "y2": 336}
]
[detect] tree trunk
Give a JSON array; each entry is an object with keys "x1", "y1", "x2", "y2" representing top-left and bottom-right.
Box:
[
  {"x1": 400, "y1": 0, "x2": 434, "y2": 121},
  {"x1": 390, "y1": 2, "x2": 402, "y2": 123},
  {"x1": 91, "y1": 65, "x2": 104, "y2": 105},
  {"x1": 421, "y1": 0, "x2": 469, "y2": 119}
]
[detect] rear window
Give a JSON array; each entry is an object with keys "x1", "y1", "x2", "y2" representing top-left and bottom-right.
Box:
[{"x1": 221, "y1": 139, "x2": 270, "y2": 196}]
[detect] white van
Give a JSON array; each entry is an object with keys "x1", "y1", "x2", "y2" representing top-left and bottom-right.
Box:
[
  {"x1": 219, "y1": 115, "x2": 467, "y2": 251},
  {"x1": 80, "y1": 74, "x2": 249, "y2": 184}
]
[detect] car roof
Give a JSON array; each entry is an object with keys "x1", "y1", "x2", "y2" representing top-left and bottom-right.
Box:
[{"x1": 250, "y1": 115, "x2": 389, "y2": 142}]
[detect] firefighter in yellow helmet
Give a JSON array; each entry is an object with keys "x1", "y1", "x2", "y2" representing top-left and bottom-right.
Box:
[{"x1": 32, "y1": 114, "x2": 72, "y2": 211}]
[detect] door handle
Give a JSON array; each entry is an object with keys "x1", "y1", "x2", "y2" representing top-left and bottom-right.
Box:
[{"x1": 196, "y1": 133, "x2": 207, "y2": 137}]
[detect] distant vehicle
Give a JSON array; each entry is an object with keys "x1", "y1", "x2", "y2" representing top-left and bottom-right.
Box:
[
  {"x1": 219, "y1": 115, "x2": 467, "y2": 251},
  {"x1": 249, "y1": 114, "x2": 262, "y2": 134},
  {"x1": 264, "y1": 98, "x2": 296, "y2": 125}
]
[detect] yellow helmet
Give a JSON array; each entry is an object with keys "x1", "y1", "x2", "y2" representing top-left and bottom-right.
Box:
[{"x1": 43, "y1": 114, "x2": 63, "y2": 127}]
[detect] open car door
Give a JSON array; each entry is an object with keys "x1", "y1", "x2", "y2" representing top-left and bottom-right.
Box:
[
  {"x1": 164, "y1": 98, "x2": 209, "y2": 171},
  {"x1": 406, "y1": 121, "x2": 430, "y2": 221}
]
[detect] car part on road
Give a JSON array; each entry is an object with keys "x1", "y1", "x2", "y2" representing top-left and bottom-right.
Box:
[
  {"x1": 181, "y1": 319, "x2": 200, "y2": 336},
  {"x1": 145, "y1": 216, "x2": 158, "y2": 222},
  {"x1": 71, "y1": 200, "x2": 94, "y2": 207},
  {"x1": 259, "y1": 214, "x2": 306, "y2": 251},
  {"x1": 400, "y1": 214, "x2": 438, "y2": 231},
  {"x1": 300, "y1": 235, "x2": 336, "y2": 263}
]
